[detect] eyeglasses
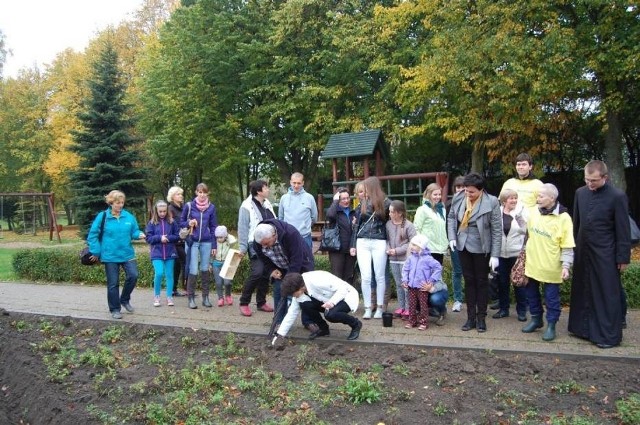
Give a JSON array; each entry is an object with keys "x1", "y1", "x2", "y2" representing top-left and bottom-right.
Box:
[{"x1": 584, "y1": 176, "x2": 603, "y2": 184}]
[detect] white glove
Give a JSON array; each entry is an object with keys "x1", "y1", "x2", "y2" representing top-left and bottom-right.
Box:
[
  {"x1": 489, "y1": 257, "x2": 499, "y2": 271},
  {"x1": 449, "y1": 240, "x2": 457, "y2": 251},
  {"x1": 333, "y1": 192, "x2": 340, "y2": 201}
]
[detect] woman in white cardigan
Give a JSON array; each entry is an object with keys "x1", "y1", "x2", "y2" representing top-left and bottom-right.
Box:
[{"x1": 493, "y1": 189, "x2": 528, "y2": 321}]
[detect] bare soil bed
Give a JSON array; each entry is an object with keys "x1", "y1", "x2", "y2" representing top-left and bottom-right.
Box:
[{"x1": 1, "y1": 310, "x2": 639, "y2": 425}]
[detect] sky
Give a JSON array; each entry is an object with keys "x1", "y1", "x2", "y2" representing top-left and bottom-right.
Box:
[{"x1": 0, "y1": 0, "x2": 145, "y2": 78}]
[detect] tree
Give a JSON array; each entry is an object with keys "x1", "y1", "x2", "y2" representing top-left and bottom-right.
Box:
[{"x1": 70, "y1": 42, "x2": 147, "y2": 237}]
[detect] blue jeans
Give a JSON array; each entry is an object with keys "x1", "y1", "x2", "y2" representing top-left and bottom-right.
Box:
[
  {"x1": 389, "y1": 262, "x2": 408, "y2": 310},
  {"x1": 152, "y1": 259, "x2": 175, "y2": 297},
  {"x1": 450, "y1": 249, "x2": 464, "y2": 303},
  {"x1": 187, "y1": 241, "x2": 212, "y2": 275},
  {"x1": 104, "y1": 260, "x2": 139, "y2": 313},
  {"x1": 212, "y1": 264, "x2": 232, "y2": 299},
  {"x1": 303, "y1": 234, "x2": 312, "y2": 248},
  {"x1": 429, "y1": 288, "x2": 449, "y2": 315},
  {"x1": 525, "y1": 278, "x2": 561, "y2": 323}
]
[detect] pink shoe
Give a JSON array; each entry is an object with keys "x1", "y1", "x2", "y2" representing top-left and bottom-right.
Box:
[
  {"x1": 401, "y1": 310, "x2": 410, "y2": 321},
  {"x1": 217, "y1": 298, "x2": 225, "y2": 307},
  {"x1": 225, "y1": 295, "x2": 233, "y2": 306},
  {"x1": 167, "y1": 297, "x2": 174, "y2": 306},
  {"x1": 240, "y1": 305, "x2": 252, "y2": 317},
  {"x1": 393, "y1": 308, "x2": 404, "y2": 318},
  {"x1": 257, "y1": 303, "x2": 274, "y2": 312}
]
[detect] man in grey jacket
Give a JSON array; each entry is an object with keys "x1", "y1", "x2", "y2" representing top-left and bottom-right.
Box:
[{"x1": 277, "y1": 172, "x2": 318, "y2": 247}]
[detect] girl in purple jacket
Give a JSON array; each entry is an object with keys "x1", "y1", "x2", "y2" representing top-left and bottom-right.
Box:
[
  {"x1": 402, "y1": 234, "x2": 443, "y2": 330},
  {"x1": 146, "y1": 200, "x2": 180, "y2": 307}
]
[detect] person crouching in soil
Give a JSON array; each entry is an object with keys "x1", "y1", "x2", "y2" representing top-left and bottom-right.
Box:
[
  {"x1": 402, "y1": 234, "x2": 445, "y2": 331},
  {"x1": 271, "y1": 271, "x2": 363, "y2": 344}
]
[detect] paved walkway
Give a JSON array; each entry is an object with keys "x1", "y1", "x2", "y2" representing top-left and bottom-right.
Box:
[{"x1": 1, "y1": 281, "x2": 638, "y2": 359}]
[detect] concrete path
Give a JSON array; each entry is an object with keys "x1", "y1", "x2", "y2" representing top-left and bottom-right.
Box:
[{"x1": 1, "y1": 281, "x2": 638, "y2": 359}]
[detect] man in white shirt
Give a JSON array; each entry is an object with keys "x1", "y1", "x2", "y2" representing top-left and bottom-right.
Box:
[{"x1": 271, "y1": 271, "x2": 362, "y2": 342}]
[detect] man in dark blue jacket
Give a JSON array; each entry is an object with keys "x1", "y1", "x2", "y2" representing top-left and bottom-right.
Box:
[{"x1": 253, "y1": 218, "x2": 315, "y2": 330}]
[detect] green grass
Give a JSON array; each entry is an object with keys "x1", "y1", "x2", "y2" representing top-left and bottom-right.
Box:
[{"x1": 0, "y1": 248, "x2": 19, "y2": 280}]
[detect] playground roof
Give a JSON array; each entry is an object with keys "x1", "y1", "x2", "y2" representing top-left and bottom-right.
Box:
[{"x1": 321, "y1": 129, "x2": 390, "y2": 161}]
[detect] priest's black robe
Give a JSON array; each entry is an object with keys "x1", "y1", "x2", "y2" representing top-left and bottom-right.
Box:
[{"x1": 568, "y1": 183, "x2": 631, "y2": 346}]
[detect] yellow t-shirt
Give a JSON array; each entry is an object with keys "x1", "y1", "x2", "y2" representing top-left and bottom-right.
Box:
[
  {"x1": 501, "y1": 178, "x2": 543, "y2": 210},
  {"x1": 525, "y1": 208, "x2": 575, "y2": 284}
]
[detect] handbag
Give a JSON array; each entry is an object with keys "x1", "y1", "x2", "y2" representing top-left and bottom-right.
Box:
[
  {"x1": 80, "y1": 210, "x2": 107, "y2": 266},
  {"x1": 510, "y1": 234, "x2": 529, "y2": 287},
  {"x1": 319, "y1": 221, "x2": 341, "y2": 252}
]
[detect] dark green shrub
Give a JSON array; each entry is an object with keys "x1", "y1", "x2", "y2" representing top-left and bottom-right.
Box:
[{"x1": 13, "y1": 248, "x2": 639, "y2": 308}]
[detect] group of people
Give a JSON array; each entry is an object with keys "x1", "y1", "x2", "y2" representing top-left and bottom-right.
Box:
[{"x1": 86, "y1": 156, "x2": 632, "y2": 349}]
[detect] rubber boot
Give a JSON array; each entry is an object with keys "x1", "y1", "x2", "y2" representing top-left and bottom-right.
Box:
[
  {"x1": 521, "y1": 314, "x2": 543, "y2": 333},
  {"x1": 201, "y1": 271, "x2": 212, "y2": 307},
  {"x1": 542, "y1": 322, "x2": 556, "y2": 342},
  {"x1": 187, "y1": 275, "x2": 198, "y2": 309}
]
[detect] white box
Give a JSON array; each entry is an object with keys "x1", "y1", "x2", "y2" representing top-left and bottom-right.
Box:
[{"x1": 220, "y1": 249, "x2": 242, "y2": 280}]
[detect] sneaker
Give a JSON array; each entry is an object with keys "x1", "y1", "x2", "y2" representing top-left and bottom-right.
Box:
[
  {"x1": 239, "y1": 305, "x2": 252, "y2": 317},
  {"x1": 111, "y1": 311, "x2": 123, "y2": 319},
  {"x1": 217, "y1": 298, "x2": 225, "y2": 307},
  {"x1": 436, "y1": 315, "x2": 445, "y2": 326},
  {"x1": 401, "y1": 310, "x2": 410, "y2": 321},
  {"x1": 121, "y1": 302, "x2": 135, "y2": 313},
  {"x1": 257, "y1": 303, "x2": 274, "y2": 312},
  {"x1": 363, "y1": 308, "x2": 372, "y2": 319},
  {"x1": 167, "y1": 297, "x2": 174, "y2": 306},
  {"x1": 153, "y1": 296, "x2": 161, "y2": 307},
  {"x1": 393, "y1": 308, "x2": 404, "y2": 318},
  {"x1": 373, "y1": 309, "x2": 383, "y2": 319},
  {"x1": 452, "y1": 301, "x2": 462, "y2": 312},
  {"x1": 225, "y1": 295, "x2": 233, "y2": 306}
]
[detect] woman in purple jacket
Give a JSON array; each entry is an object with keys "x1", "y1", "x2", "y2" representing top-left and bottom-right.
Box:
[
  {"x1": 145, "y1": 200, "x2": 180, "y2": 307},
  {"x1": 180, "y1": 183, "x2": 218, "y2": 309}
]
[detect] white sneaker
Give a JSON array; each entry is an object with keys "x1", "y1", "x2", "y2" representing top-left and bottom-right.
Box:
[
  {"x1": 373, "y1": 309, "x2": 383, "y2": 319},
  {"x1": 363, "y1": 308, "x2": 372, "y2": 319},
  {"x1": 452, "y1": 301, "x2": 462, "y2": 312},
  {"x1": 153, "y1": 296, "x2": 161, "y2": 307}
]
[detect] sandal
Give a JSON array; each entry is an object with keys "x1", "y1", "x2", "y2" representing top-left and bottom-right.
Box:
[{"x1": 418, "y1": 324, "x2": 428, "y2": 331}]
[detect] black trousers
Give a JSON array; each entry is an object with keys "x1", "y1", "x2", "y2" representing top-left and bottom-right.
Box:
[
  {"x1": 329, "y1": 252, "x2": 356, "y2": 283},
  {"x1": 301, "y1": 298, "x2": 359, "y2": 331},
  {"x1": 458, "y1": 249, "x2": 490, "y2": 321},
  {"x1": 172, "y1": 243, "x2": 187, "y2": 292},
  {"x1": 239, "y1": 255, "x2": 269, "y2": 307}
]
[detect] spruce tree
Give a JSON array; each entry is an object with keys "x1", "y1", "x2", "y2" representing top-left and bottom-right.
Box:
[{"x1": 70, "y1": 42, "x2": 147, "y2": 237}]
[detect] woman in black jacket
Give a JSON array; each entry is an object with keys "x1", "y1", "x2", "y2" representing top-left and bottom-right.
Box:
[
  {"x1": 167, "y1": 186, "x2": 187, "y2": 297},
  {"x1": 325, "y1": 187, "x2": 358, "y2": 283}
]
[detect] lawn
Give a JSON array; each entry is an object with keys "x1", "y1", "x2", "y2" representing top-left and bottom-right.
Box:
[{"x1": 0, "y1": 248, "x2": 19, "y2": 280}]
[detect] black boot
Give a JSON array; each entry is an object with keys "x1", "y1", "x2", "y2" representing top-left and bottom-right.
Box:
[
  {"x1": 477, "y1": 318, "x2": 487, "y2": 333},
  {"x1": 522, "y1": 314, "x2": 543, "y2": 333},
  {"x1": 201, "y1": 271, "x2": 212, "y2": 307},
  {"x1": 461, "y1": 319, "x2": 476, "y2": 331},
  {"x1": 542, "y1": 322, "x2": 556, "y2": 341},
  {"x1": 187, "y1": 275, "x2": 198, "y2": 309},
  {"x1": 188, "y1": 296, "x2": 197, "y2": 309}
]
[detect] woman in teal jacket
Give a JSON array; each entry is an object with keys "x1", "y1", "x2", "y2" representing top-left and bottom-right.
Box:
[{"x1": 87, "y1": 190, "x2": 146, "y2": 319}]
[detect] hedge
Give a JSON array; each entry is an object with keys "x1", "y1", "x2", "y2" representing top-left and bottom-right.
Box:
[{"x1": 11, "y1": 249, "x2": 640, "y2": 308}]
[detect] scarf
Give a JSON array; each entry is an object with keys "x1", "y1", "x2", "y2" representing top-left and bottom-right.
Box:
[
  {"x1": 459, "y1": 193, "x2": 481, "y2": 231},
  {"x1": 539, "y1": 201, "x2": 567, "y2": 216},
  {"x1": 195, "y1": 197, "x2": 210, "y2": 212},
  {"x1": 425, "y1": 200, "x2": 445, "y2": 220}
]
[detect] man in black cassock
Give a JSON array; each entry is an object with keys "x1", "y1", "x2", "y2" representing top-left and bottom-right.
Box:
[{"x1": 568, "y1": 160, "x2": 631, "y2": 348}]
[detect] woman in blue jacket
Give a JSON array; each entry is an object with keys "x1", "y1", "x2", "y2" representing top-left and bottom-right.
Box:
[
  {"x1": 145, "y1": 200, "x2": 180, "y2": 307},
  {"x1": 87, "y1": 190, "x2": 146, "y2": 320},
  {"x1": 180, "y1": 183, "x2": 218, "y2": 309}
]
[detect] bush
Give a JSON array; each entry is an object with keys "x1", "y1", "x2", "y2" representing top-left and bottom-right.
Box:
[
  {"x1": 12, "y1": 249, "x2": 640, "y2": 308},
  {"x1": 12, "y1": 248, "x2": 331, "y2": 294}
]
